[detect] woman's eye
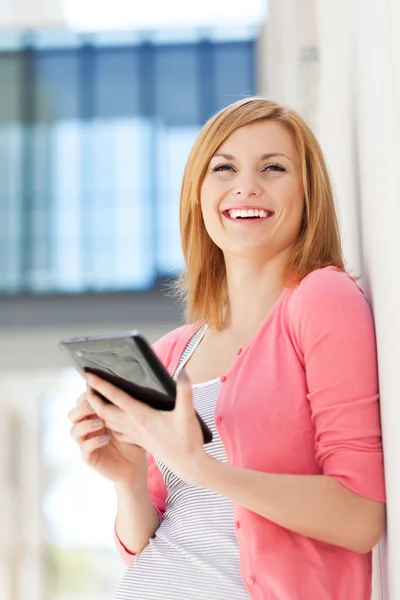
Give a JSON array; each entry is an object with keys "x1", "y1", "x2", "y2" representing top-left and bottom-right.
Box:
[
  {"x1": 212, "y1": 163, "x2": 286, "y2": 173},
  {"x1": 264, "y1": 164, "x2": 286, "y2": 172},
  {"x1": 212, "y1": 164, "x2": 235, "y2": 172}
]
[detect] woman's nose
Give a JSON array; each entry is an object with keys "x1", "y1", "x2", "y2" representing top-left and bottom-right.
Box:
[{"x1": 232, "y1": 173, "x2": 263, "y2": 197}]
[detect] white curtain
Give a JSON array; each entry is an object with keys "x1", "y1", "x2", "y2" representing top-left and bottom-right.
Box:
[{"x1": 316, "y1": 1, "x2": 400, "y2": 598}]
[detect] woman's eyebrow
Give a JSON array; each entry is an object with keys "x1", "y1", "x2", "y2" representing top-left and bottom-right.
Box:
[
  {"x1": 212, "y1": 152, "x2": 292, "y2": 161},
  {"x1": 260, "y1": 152, "x2": 292, "y2": 162}
]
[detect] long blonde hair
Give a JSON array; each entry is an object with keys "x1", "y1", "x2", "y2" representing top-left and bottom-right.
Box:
[{"x1": 174, "y1": 96, "x2": 347, "y2": 330}]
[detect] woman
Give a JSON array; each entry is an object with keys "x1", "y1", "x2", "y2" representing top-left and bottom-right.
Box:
[{"x1": 68, "y1": 97, "x2": 386, "y2": 600}]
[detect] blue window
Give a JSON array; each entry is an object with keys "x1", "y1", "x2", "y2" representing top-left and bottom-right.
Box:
[{"x1": 0, "y1": 31, "x2": 256, "y2": 293}]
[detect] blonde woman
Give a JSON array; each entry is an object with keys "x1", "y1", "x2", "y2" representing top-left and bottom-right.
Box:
[{"x1": 69, "y1": 97, "x2": 386, "y2": 600}]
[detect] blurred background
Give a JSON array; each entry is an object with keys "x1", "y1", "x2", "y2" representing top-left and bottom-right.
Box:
[{"x1": 0, "y1": 1, "x2": 399, "y2": 599}]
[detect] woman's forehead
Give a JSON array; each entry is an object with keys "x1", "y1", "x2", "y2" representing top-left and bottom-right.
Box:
[{"x1": 213, "y1": 121, "x2": 299, "y2": 161}]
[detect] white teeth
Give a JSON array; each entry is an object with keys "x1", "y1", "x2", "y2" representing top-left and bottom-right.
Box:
[{"x1": 227, "y1": 208, "x2": 270, "y2": 219}]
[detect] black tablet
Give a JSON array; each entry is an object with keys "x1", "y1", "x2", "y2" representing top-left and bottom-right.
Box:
[{"x1": 59, "y1": 330, "x2": 212, "y2": 445}]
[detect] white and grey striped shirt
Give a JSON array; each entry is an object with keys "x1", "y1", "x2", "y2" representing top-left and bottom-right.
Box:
[{"x1": 113, "y1": 325, "x2": 249, "y2": 600}]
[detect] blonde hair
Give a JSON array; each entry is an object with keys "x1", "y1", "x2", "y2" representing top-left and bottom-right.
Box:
[{"x1": 174, "y1": 96, "x2": 348, "y2": 330}]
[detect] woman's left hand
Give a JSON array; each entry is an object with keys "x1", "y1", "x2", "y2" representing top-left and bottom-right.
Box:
[{"x1": 85, "y1": 370, "x2": 209, "y2": 486}]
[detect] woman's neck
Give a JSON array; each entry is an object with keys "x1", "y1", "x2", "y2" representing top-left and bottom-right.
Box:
[{"x1": 222, "y1": 255, "x2": 287, "y2": 336}]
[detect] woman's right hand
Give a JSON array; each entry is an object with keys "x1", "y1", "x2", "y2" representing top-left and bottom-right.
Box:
[{"x1": 68, "y1": 390, "x2": 149, "y2": 486}]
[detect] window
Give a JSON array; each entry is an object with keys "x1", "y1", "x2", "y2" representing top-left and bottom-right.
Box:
[{"x1": 0, "y1": 31, "x2": 256, "y2": 294}]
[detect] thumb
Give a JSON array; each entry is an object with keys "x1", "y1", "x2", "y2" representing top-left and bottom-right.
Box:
[{"x1": 176, "y1": 369, "x2": 194, "y2": 417}]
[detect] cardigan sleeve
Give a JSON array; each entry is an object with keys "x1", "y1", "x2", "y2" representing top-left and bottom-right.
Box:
[{"x1": 291, "y1": 267, "x2": 386, "y2": 502}]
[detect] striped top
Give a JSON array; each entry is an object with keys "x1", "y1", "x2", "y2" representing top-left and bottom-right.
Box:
[{"x1": 113, "y1": 324, "x2": 249, "y2": 600}]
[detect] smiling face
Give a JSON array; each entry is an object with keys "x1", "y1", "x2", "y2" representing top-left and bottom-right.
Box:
[{"x1": 200, "y1": 119, "x2": 305, "y2": 264}]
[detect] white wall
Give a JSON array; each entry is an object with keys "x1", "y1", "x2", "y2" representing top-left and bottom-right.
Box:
[
  {"x1": 316, "y1": 2, "x2": 400, "y2": 598},
  {"x1": 263, "y1": 1, "x2": 400, "y2": 598},
  {"x1": 258, "y1": 0, "x2": 319, "y2": 128},
  {"x1": 0, "y1": 0, "x2": 62, "y2": 29}
]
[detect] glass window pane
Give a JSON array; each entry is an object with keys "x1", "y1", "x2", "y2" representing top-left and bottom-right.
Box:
[
  {"x1": 0, "y1": 53, "x2": 22, "y2": 122},
  {"x1": 214, "y1": 41, "x2": 255, "y2": 111},
  {"x1": 94, "y1": 48, "x2": 140, "y2": 118},
  {"x1": 0, "y1": 52, "x2": 23, "y2": 291},
  {"x1": 154, "y1": 45, "x2": 201, "y2": 126},
  {"x1": 155, "y1": 124, "x2": 200, "y2": 274},
  {"x1": 51, "y1": 121, "x2": 83, "y2": 291},
  {"x1": 34, "y1": 50, "x2": 80, "y2": 122},
  {"x1": 0, "y1": 34, "x2": 255, "y2": 294}
]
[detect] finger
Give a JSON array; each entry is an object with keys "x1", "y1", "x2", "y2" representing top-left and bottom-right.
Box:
[
  {"x1": 85, "y1": 373, "x2": 133, "y2": 410},
  {"x1": 68, "y1": 396, "x2": 97, "y2": 424},
  {"x1": 86, "y1": 373, "x2": 153, "y2": 421},
  {"x1": 70, "y1": 418, "x2": 106, "y2": 442},
  {"x1": 76, "y1": 392, "x2": 86, "y2": 406},
  {"x1": 111, "y1": 429, "x2": 143, "y2": 445},
  {"x1": 175, "y1": 369, "x2": 195, "y2": 418},
  {"x1": 81, "y1": 434, "x2": 110, "y2": 462},
  {"x1": 86, "y1": 387, "x2": 125, "y2": 423},
  {"x1": 113, "y1": 432, "x2": 135, "y2": 444},
  {"x1": 104, "y1": 420, "x2": 125, "y2": 435},
  {"x1": 76, "y1": 391, "x2": 97, "y2": 411},
  {"x1": 83, "y1": 429, "x2": 109, "y2": 443}
]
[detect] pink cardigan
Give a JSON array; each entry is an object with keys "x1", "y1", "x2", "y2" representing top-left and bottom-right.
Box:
[{"x1": 115, "y1": 266, "x2": 386, "y2": 600}]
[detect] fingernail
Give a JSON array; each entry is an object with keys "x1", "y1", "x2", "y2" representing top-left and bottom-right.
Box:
[
  {"x1": 99, "y1": 435, "x2": 110, "y2": 443},
  {"x1": 178, "y1": 369, "x2": 190, "y2": 383},
  {"x1": 91, "y1": 419, "x2": 103, "y2": 429}
]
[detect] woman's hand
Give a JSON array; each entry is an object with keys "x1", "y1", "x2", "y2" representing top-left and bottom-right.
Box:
[
  {"x1": 84, "y1": 370, "x2": 209, "y2": 486},
  {"x1": 68, "y1": 390, "x2": 149, "y2": 486}
]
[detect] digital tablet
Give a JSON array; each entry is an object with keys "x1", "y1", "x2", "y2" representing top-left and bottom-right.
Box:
[{"x1": 59, "y1": 330, "x2": 213, "y2": 445}]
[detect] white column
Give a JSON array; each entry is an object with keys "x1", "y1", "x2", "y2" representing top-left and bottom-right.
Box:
[
  {"x1": 258, "y1": 0, "x2": 318, "y2": 127},
  {"x1": 0, "y1": 403, "x2": 19, "y2": 600},
  {"x1": 316, "y1": 1, "x2": 400, "y2": 598},
  {"x1": 0, "y1": 372, "x2": 59, "y2": 600},
  {"x1": 315, "y1": 0, "x2": 363, "y2": 279},
  {"x1": 262, "y1": 1, "x2": 400, "y2": 597},
  {"x1": 260, "y1": 0, "x2": 299, "y2": 106},
  {"x1": 353, "y1": 2, "x2": 400, "y2": 597}
]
